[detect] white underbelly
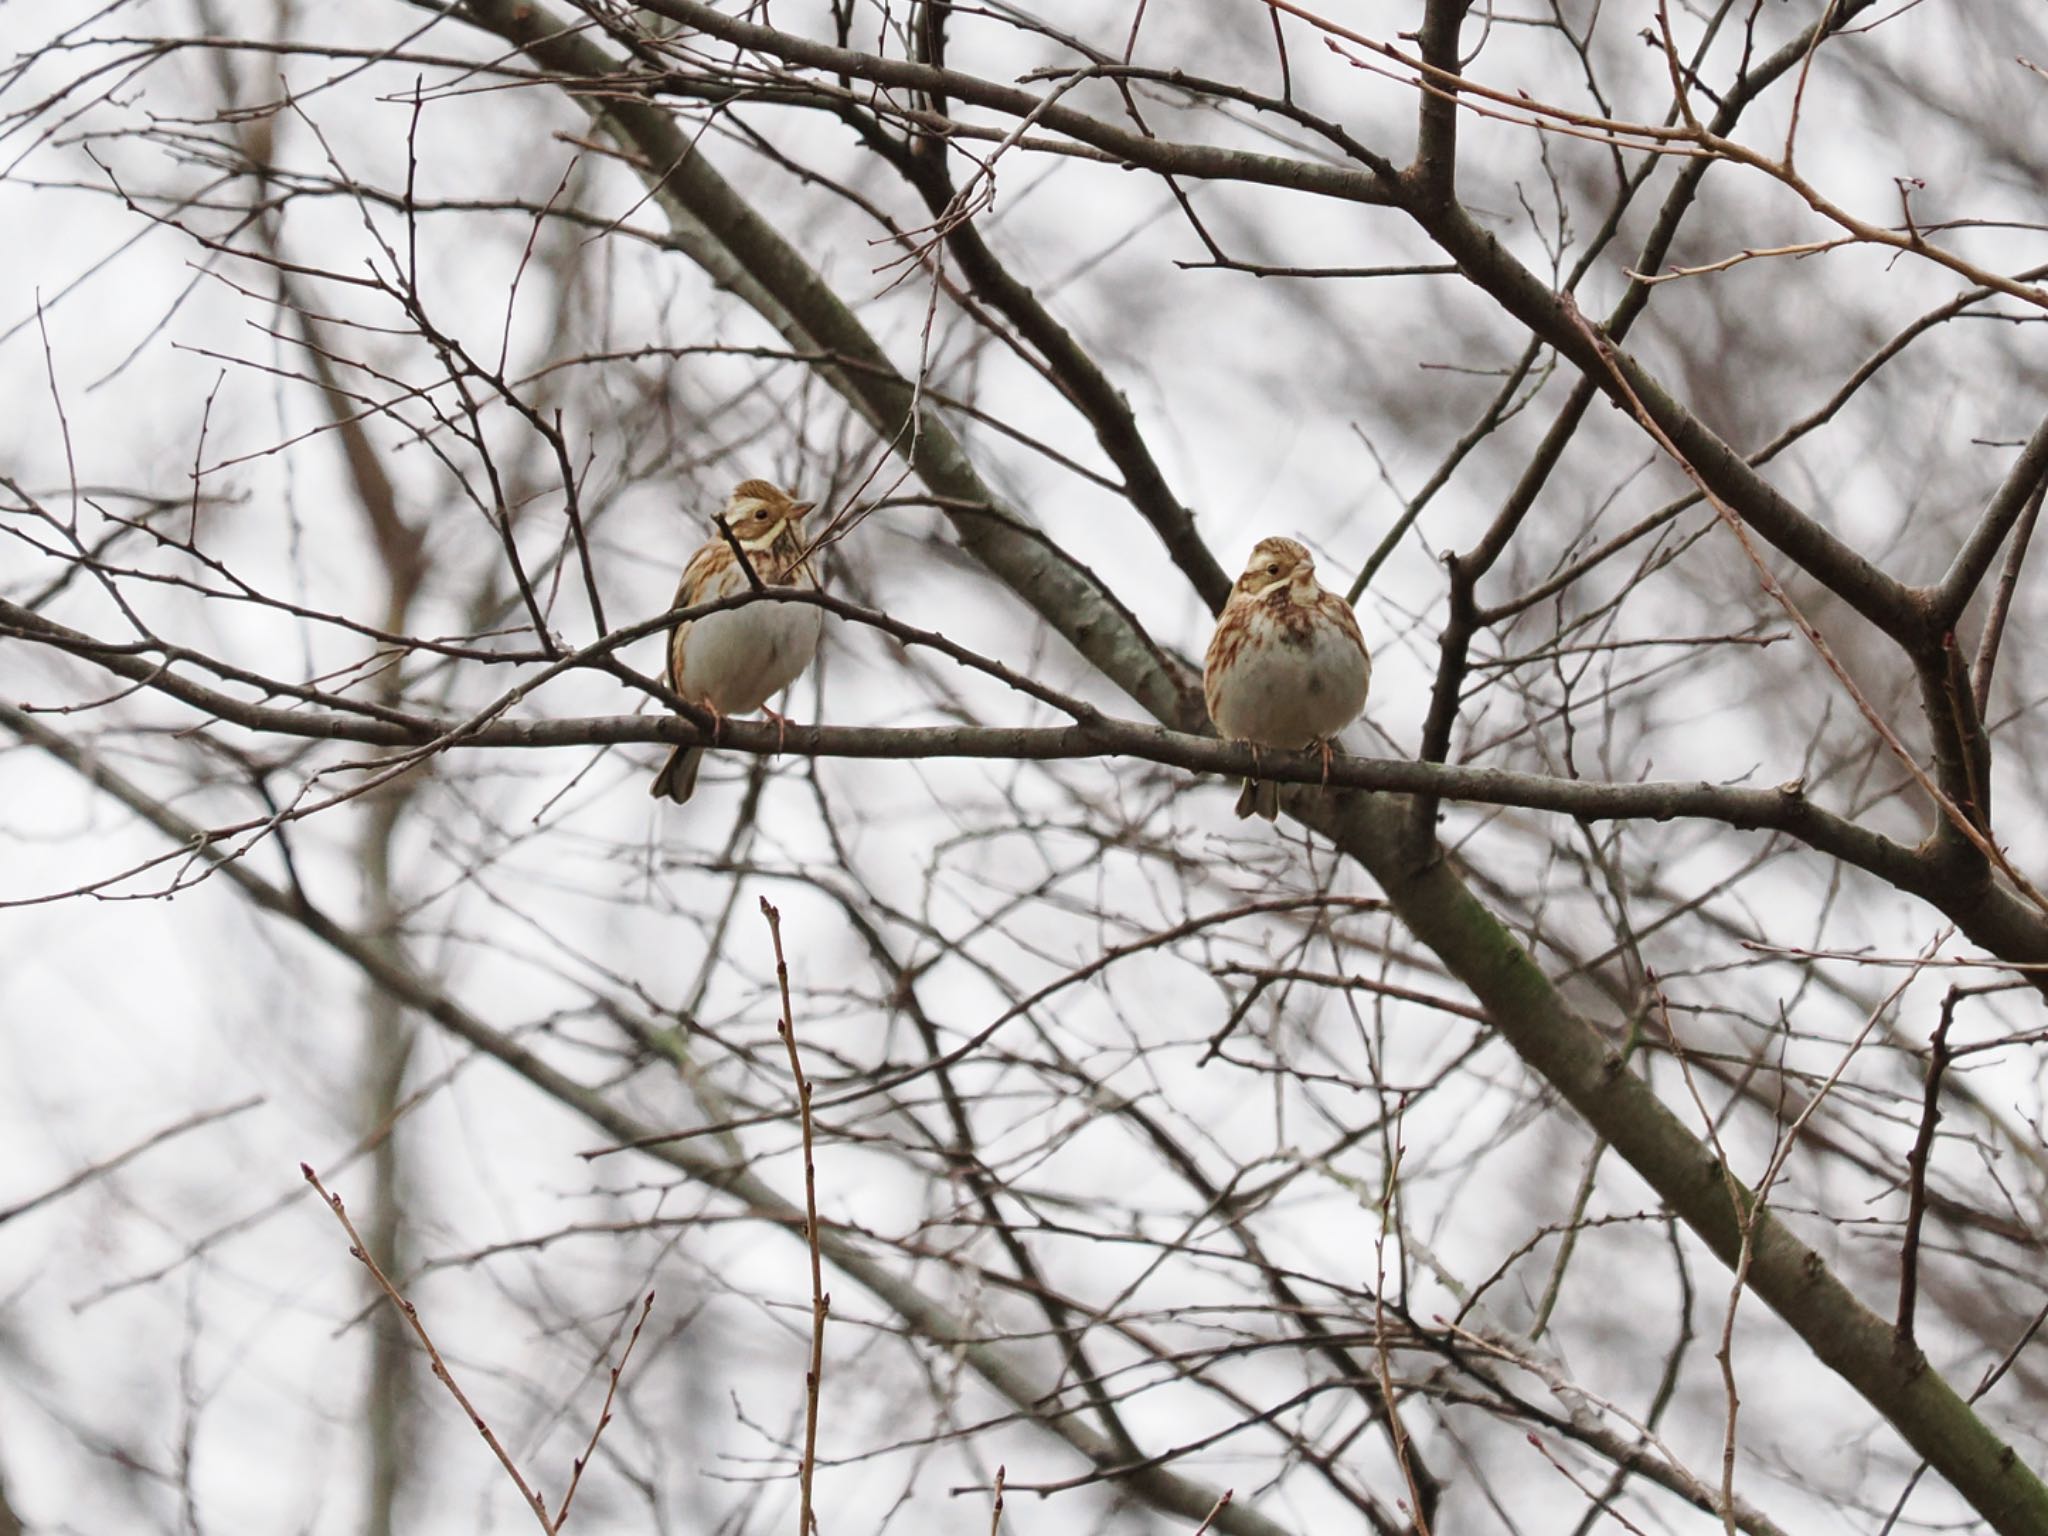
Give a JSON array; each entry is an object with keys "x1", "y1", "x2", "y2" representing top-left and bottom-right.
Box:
[
  {"x1": 1211, "y1": 630, "x2": 1369, "y2": 747},
  {"x1": 675, "y1": 597, "x2": 823, "y2": 714}
]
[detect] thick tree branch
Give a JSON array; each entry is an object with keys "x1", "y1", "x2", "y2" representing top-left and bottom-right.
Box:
[{"x1": 1404, "y1": 0, "x2": 1472, "y2": 206}]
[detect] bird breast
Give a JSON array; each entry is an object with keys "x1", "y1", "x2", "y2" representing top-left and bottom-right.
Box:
[
  {"x1": 674, "y1": 596, "x2": 824, "y2": 714},
  {"x1": 1209, "y1": 608, "x2": 1369, "y2": 748}
]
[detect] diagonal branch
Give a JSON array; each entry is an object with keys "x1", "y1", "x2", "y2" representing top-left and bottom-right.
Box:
[
  {"x1": 1933, "y1": 410, "x2": 2048, "y2": 629},
  {"x1": 1972, "y1": 478, "x2": 2048, "y2": 715}
]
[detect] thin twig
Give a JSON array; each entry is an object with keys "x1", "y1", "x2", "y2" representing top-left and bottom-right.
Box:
[
  {"x1": 301, "y1": 1164, "x2": 554, "y2": 1534},
  {"x1": 554, "y1": 1290, "x2": 655, "y2": 1530},
  {"x1": 1896, "y1": 991, "x2": 1960, "y2": 1353},
  {"x1": 763, "y1": 899, "x2": 829, "y2": 1536},
  {"x1": 714, "y1": 514, "x2": 766, "y2": 592},
  {"x1": 1528, "y1": 1433, "x2": 1653, "y2": 1536},
  {"x1": 1373, "y1": 1095, "x2": 1431, "y2": 1535},
  {"x1": 1663, "y1": 943, "x2": 1933, "y2": 1536},
  {"x1": 33, "y1": 292, "x2": 80, "y2": 530},
  {"x1": 0, "y1": 1096, "x2": 263, "y2": 1226},
  {"x1": 1193, "y1": 1490, "x2": 1236, "y2": 1534}
]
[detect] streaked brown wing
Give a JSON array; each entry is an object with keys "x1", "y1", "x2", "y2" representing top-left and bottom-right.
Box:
[
  {"x1": 1319, "y1": 587, "x2": 1367, "y2": 657},
  {"x1": 665, "y1": 539, "x2": 742, "y2": 692},
  {"x1": 1203, "y1": 597, "x2": 1250, "y2": 724}
]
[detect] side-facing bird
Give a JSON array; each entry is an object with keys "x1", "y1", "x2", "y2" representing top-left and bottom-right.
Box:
[
  {"x1": 649, "y1": 479, "x2": 823, "y2": 804},
  {"x1": 1203, "y1": 536, "x2": 1371, "y2": 820}
]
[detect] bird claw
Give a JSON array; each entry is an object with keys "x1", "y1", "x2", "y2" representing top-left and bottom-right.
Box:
[{"x1": 762, "y1": 704, "x2": 793, "y2": 756}]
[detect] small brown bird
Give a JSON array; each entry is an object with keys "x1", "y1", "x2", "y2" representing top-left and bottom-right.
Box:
[
  {"x1": 1203, "y1": 537, "x2": 1371, "y2": 819},
  {"x1": 649, "y1": 480, "x2": 823, "y2": 804}
]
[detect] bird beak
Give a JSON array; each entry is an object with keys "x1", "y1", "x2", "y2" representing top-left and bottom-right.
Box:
[{"x1": 791, "y1": 501, "x2": 816, "y2": 517}]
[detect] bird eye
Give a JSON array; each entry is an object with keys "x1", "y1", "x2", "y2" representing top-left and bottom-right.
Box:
[{"x1": 1265, "y1": 562, "x2": 1281, "y2": 575}]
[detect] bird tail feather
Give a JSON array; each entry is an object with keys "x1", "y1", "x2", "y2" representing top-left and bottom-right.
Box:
[
  {"x1": 650, "y1": 746, "x2": 704, "y2": 804},
  {"x1": 1235, "y1": 777, "x2": 1280, "y2": 821}
]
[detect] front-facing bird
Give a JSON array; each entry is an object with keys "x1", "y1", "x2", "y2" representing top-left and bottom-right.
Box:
[
  {"x1": 649, "y1": 479, "x2": 823, "y2": 804},
  {"x1": 1203, "y1": 537, "x2": 1371, "y2": 820}
]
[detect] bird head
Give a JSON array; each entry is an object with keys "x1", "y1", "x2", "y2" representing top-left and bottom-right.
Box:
[
  {"x1": 1233, "y1": 536, "x2": 1316, "y2": 601},
  {"x1": 723, "y1": 479, "x2": 815, "y2": 551}
]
